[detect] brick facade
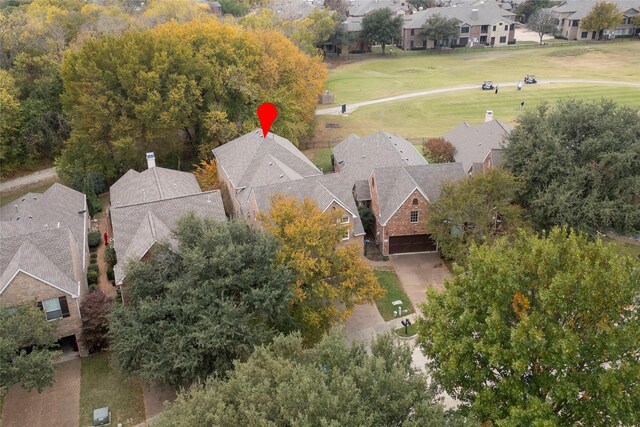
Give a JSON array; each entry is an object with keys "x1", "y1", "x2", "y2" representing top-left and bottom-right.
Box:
[
  {"x1": 0, "y1": 272, "x2": 87, "y2": 355},
  {"x1": 371, "y1": 187, "x2": 432, "y2": 255}
]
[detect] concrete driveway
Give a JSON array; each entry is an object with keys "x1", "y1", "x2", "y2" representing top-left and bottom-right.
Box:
[
  {"x1": 343, "y1": 303, "x2": 388, "y2": 344},
  {"x1": 2, "y1": 358, "x2": 80, "y2": 427},
  {"x1": 390, "y1": 253, "x2": 452, "y2": 311}
]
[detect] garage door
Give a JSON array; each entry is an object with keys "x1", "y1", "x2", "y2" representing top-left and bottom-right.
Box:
[{"x1": 389, "y1": 234, "x2": 437, "y2": 254}]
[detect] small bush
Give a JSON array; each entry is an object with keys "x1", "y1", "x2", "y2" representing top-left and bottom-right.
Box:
[
  {"x1": 104, "y1": 245, "x2": 117, "y2": 267},
  {"x1": 88, "y1": 263, "x2": 99, "y2": 273},
  {"x1": 106, "y1": 266, "x2": 115, "y2": 281},
  {"x1": 88, "y1": 231, "x2": 101, "y2": 248},
  {"x1": 382, "y1": 255, "x2": 390, "y2": 261},
  {"x1": 87, "y1": 269, "x2": 99, "y2": 286}
]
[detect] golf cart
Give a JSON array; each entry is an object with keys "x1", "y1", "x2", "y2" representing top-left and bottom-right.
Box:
[
  {"x1": 524, "y1": 74, "x2": 537, "y2": 84},
  {"x1": 482, "y1": 80, "x2": 494, "y2": 90}
]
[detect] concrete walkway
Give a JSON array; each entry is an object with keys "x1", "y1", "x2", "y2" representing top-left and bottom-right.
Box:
[
  {"x1": 316, "y1": 80, "x2": 640, "y2": 116},
  {"x1": 0, "y1": 168, "x2": 57, "y2": 192},
  {"x1": 390, "y1": 253, "x2": 451, "y2": 311},
  {"x1": 2, "y1": 358, "x2": 80, "y2": 427}
]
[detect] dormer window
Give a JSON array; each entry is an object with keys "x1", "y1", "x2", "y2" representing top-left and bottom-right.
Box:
[{"x1": 412, "y1": 198, "x2": 418, "y2": 205}]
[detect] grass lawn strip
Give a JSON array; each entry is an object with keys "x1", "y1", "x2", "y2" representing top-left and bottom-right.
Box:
[
  {"x1": 375, "y1": 270, "x2": 414, "y2": 321},
  {"x1": 80, "y1": 352, "x2": 145, "y2": 427}
]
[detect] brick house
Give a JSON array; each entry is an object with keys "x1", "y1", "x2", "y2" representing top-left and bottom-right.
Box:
[
  {"x1": 332, "y1": 131, "x2": 466, "y2": 255},
  {"x1": 369, "y1": 164, "x2": 465, "y2": 255},
  {"x1": 443, "y1": 118, "x2": 512, "y2": 175},
  {"x1": 402, "y1": 4, "x2": 516, "y2": 50},
  {"x1": 0, "y1": 183, "x2": 90, "y2": 356},
  {"x1": 109, "y1": 152, "x2": 225, "y2": 289},
  {"x1": 549, "y1": 0, "x2": 640, "y2": 40},
  {"x1": 214, "y1": 130, "x2": 366, "y2": 248}
]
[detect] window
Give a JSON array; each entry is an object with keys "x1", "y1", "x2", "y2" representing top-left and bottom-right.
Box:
[
  {"x1": 460, "y1": 26, "x2": 469, "y2": 34},
  {"x1": 341, "y1": 215, "x2": 349, "y2": 224},
  {"x1": 500, "y1": 36, "x2": 506, "y2": 43},
  {"x1": 342, "y1": 229, "x2": 350, "y2": 240},
  {"x1": 410, "y1": 211, "x2": 419, "y2": 223},
  {"x1": 510, "y1": 24, "x2": 514, "y2": 30},
  {"x1": 39, "y1": 296, "x2": 70, "y2": 321},
  {"x1": 480, "y1": 35, "x2": 487, "y2": 43},
  {"x1": 412, "y1": 198, "x2": 419, "y2": 205},
  {"x1": 481, "y1": 25, "x2": 489, "y2": 33},
  {"x1": 411, "y1": 29, "x2": 415, "y2": 36},
  {"x1": 504, "y1": 25, "x2": 508, "y2": 31},
  {"x1": 581, "y1": 31, "x2": 588, "y2": 38},
  {"x1": 572, "y1": 20, "x2": 579, "y2": 27},
  {"x1": 42, "y1": 297, "x2": 62, "y2": 320},
  {"x1": 492, "y1": 25, "x2": 496, "y2": 31}
]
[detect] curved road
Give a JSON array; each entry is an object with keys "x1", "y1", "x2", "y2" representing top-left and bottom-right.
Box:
[{"x1": 316, "y1": 79, "x2": 640, "y2": 116}]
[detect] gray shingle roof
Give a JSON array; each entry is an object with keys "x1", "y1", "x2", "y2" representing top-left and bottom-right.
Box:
[
  {"x1": 404, "y1": 4, "x2": 516, "y2": 29},
  {"x1": 333, "y1": 131, "x2": 427, "y2": 181},
  {"x1": 0, "y1": 183, "x2": 87, "y2": 297},
  {"x1": 354, "y1": 180, "x2": 371, "y2": 201},
  {"x1": 348, "y1": 0, "x2": 407, "y2": 17},
  {"x1": 550, "y1": 0, "x2": 639, "y2": 19},
  {"x1": 443, "y1": 120, "x2": 511, "y2": 174},
  {"x1": 372, "y1": 163, "x2": 466, "y2": 225},
  {"x1": 0, "y1": 225, "x2": 82, "y2": 297},
  {"x1": 110, "y1": 167, "x2": 201, "y2": 208},
  {"x1": 214, "y1": 129, "x2": 322, "y2": 214},
  {"x1": 110, "y1": 190, "x2": 225, "y2": 284},
  {"x1": 250, "y1": 174, "x2": 365, "y2": 236}
]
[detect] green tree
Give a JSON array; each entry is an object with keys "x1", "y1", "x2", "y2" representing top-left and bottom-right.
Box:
[
  {"x1": 515, "y1": 0, "x2": 551, "y2": 23},
  {"x1": 59, "y1": 20, "x2": 326, "y2": 184},
  {"x1": 420, "y1": 13, "x2": 460, "y2": 48},
  {"x1": 0, "y1": 304, "x2": 59, "y2": 392},
  {"x1": 357, "y1": 205, "x2": 375, "y2": 232},
  {"x1": 155, "y1": 332, "x2": 471, "y2": 426},
  {"x1": 503, "y1": 99, "x2": 640, "y2": 235},
  {"x1": 427, "y1": 169, "x2": 528, "y2": 261},
  {"x1": 418, "y1": 227, "x2": 640, "y2": 425},
  {"x1": 108, "y1": 215, "x2": 294, "y2": 388},
  {"x1": 361, "y1": 8, "x2": 402, "y2": 53},
  {"x1": 261, "y1": 195, "x2": 384, "y2": 343},
  {"x1": 581, "y1": 1, "x2": 623, "y2": 40},
  {"x1": 527, "y1": 9, "x2": 556, "y2": 44}
]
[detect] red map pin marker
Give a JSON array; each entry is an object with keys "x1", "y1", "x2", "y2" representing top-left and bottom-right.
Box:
[{"x1": 257, "y1": 103, "x2": 278, "y2": 138}]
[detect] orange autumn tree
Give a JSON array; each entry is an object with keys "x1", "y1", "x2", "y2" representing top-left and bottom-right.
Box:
[
  {"x1": 260, "y1": 194, "x2": 384, "y2": 343},
  {"x1": 192, "y1": 159, "x2": 221, "y2": 191}
]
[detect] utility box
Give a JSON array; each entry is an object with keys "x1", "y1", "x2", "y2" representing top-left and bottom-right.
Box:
[
  {"x1": 93, "y1": 407, "x2": 111, "y2": 426},
  {"x1": 317, "y1": 90, "x2": 335, "y2": 105}
]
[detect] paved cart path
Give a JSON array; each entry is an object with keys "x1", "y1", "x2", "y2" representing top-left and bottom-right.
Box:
[{"x1": 316, "y1": 80, "x2": 640, "y2": 115}]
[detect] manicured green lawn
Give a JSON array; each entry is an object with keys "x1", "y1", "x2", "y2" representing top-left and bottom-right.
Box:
[
  {"x1": 374, "y1": 270, "x2": 414, "y2": 321},
  {"x1": 80, "y1": 352, "x2": 145, "y2": 427},
  {"x1": 601, "y1": 236, "x2": 640, "y2": 261},
  {"x1": 306, "y1": 147, "x2": 334, "y2": 172},
  {"x1": 0, "y1": 178, "x2": 59, "y2": 207},
  {"x1": 326, "y1": 41, "x2": 640, "y2": 105},
  {"x1": 394, "y1": 323, "x2": 418, "y2": 337},
  {"x1": 315, "y1": 84, "x2": 640, "y2": 140}
]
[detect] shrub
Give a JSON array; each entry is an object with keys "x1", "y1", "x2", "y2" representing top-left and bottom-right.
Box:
[
  {"x1": 107, "y1": 266, "x2": 115, "y2": 281},
  {"x1": 80, "y1": 290, "x2": 114, "y2": 353},
  {"x1": 104, "y1": 245, "x2": 117, "y2": 267},
  {"x1": 423, "y1": 138, "x2": 455, "y2": 163},
  {"x1": 87, "y1": 269, "x2": 99, "y2": 286},
  {"x1": 88, "y1": 231, "x2": 101, "y2": 248},
  {"x1": 358, "y1": 206, "x2": 375, "y2": 232}
]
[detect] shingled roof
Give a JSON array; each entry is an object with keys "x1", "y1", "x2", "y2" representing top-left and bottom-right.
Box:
[
  {"x1": 0, "y1": 183, "x2": 87, "y2": 297},
  {"x1": 110, "y1": 190, "x2": 225, "y2": 284},
  {"x1": 404, "y1": 4, "x2": 515, "y2": 29},
  {"x1": 213, "y1": 129, "x2": 322, "y2": 214},
  {"x1": 110, "y1": 167, "x2": 201, "y2": 208},
  {"x1": 333, "y1": 131, "x2": 427, "y2": 181},
  {"x1": 371, "y1": 163, "x2": 466, "y2": 225},
  {"x1": 443, "y1": 120, "x2": 511, "y2": 174},
  {"x1": 250, "y1": 174, "x2": 365, "y2": 236}
]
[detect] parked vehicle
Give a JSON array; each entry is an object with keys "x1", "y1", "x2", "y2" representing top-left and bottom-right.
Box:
[
  {"x1": 482, "y1": 80, "x2": 495, "y2": 90},
  {"x1": 524, "y1": 74, "x2": 537, "y2": 84}
]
